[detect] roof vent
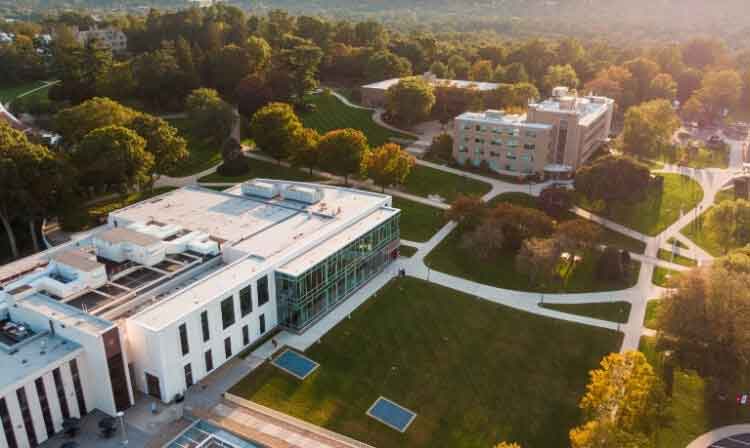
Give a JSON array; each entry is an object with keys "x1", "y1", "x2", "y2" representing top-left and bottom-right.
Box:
[{"x1": 283, "y1": 185, "x2": 323, "y2": 204}]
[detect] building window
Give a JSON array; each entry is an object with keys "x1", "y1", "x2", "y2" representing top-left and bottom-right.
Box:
[
  {"x1": 259, "y1": 314, "x2": 266, "y2": 335},
  {"x1": 184, "y1": 364, "x2": 193, "y2": 388},
  {"x1": 224, "y1": 337, "x2": 232, "y2": 359},
  {"x1": 35, "y1": 378, "x2": 54, "y2": 438},
  {"x1": 257, "y1": 276, "x2": 269, "y2": 306},
  {"x1": 239, "y1": 285, "x2": 252, "y2": 317},
  {"x1": 242, "y1": 325, "x2": 249, "y2": 346},
  {"x1": 52, "y1": 368, "x2": 70, "y2": 419},
  {"x1": 17, "y1": 387, "x2": 37, "y2": 447},
  {"x1": 524, "y1": 143, "x2": 536, "y2": 150},
  {"x1": 201, "y1": 310, "x2": 210, "y2": 342},
  {"x1": 506, "y1": 152, "x2": 517, "y2": 160},
  {"x1": 525, "y1": 131, "x2": 537, "y2": 138},
  {"x1": 204, "y1": 350, "x2": 214, "y2": 372},
  {"x1": 0, "y1": 398, "x2": 17, "y2": 448},
  {"x1": 70, "y1": 359, "x2": 87, "y2": 414},
  {"x1": 221, "y1": 297, "x2": 235, "y2": 329},
  {"x1": 178, "y1": 323, "x2": 189, "y2": 356}
]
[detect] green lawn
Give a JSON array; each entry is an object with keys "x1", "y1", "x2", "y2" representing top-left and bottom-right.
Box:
[
  {"x1": 400, "y1": 165, "x2": 492, "y2": 203},
  {"x1": 644, "y1": 299, "x2": 662, "y2": 330},
  {"x1": 230, "y1": 277, "x2": 622, "y2": 448},
  {"x1": 0, "y1": 80, "x2": 46, "y2": 104},
  {"x1": 392, "y1": 196, "x2": 446, "y2": 242},
  {"x1": 541, "y1": 301, "x2": 631, "y2": 323},
  {"x1": 577, "y1": 173, "x2": 704, "y2": 236},
  {"x1": 61, "y1": 187, "x2": 177, "y2": 231},
  {"x1": 666, "y1": 237, "x2": 689, "y2": 250},
  {"x1": 299, "y1": 93, "x2": 415, "y2": 146},
  {"x1": 652, "y1": 267, "x2": 680, "y2": 287},
  {"x1": 657, "y1": 249, "x2": 697, "y2": 267},
  {"x1": 166, "y1": 119, "x2": 222, "y2": 177},
  {"x1": 198, "y1": 158, "x2": 326, "y2": 183},
  {"x1": 398, "y1": 245, "x2": 418, "y2": 257},
  {"x1": 680, "y1": 186, "x2": 740, "y2": 257},
  {"x1": 653, "y1": 145, "x2": 729, "y2": 169},
  {"x1": 425, "y1": 225, "x2": 640, "y2": 293},
  {"x1": 490, "y1": 193, "x2": 647, "y2": 254}
]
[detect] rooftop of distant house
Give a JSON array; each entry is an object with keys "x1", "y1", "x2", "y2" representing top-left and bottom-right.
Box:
[{"x1": 362, "y1": 72, "x2": 499, "y2": 91}]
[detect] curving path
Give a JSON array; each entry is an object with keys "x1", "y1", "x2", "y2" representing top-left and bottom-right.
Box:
[{"x1": 686, "y1": 424, "x2": 750, "y2": 448}]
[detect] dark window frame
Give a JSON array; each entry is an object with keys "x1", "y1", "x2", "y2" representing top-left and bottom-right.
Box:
[
  {"x1": 200, "y1": 310, "x2": 210, "y2": 342},
  {"x1": 257, "y1": 276, "x2": 270, "y2": 306},
  {"x1": 178, "y1": 323, "x2": 189, "y2": 356},
  {"x1": 239, "y1": 285, "x2": 252, "y2": 317},
  {"x1": 224, "y1": 336, "x2": 232, "y2": 359},
  {"x1": 221, "y1": 297, "x2": 236, "y2": 329},
  {"x1": 204, "y1": 350, "x2": 214, "y2": 372}
]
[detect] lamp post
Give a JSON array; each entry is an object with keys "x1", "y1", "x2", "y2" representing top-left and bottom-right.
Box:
[{"x1": 116, "y1": 411, "x2": 128, "y2": 446}]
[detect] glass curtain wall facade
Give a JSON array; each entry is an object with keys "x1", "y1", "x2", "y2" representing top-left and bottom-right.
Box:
[{"x1": 276, "y1": 214, "x2": 400, "y2": 332}]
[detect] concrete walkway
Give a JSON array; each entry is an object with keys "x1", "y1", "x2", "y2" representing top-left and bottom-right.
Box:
[{"x1": 686, "y1": 424, "x2": 750, "y2": 448}]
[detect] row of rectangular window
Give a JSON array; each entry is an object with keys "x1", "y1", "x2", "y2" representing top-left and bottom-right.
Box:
[
  {"x1": 461, "y1": 124, "x2": 538, "y2": 138},
  {"x1": 182, "y1": 311, "x2": 267, "y2": 357}
]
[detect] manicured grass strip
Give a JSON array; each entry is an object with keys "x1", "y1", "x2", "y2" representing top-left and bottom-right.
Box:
[
  {"x1": 230, "y1": 277, "x2": 622, "y2": 448},
  {"x1": 425, "y1": 225, "x2": 640, "y2": 293},
  {"x1": 666, "y1": 237, "x2": 689, "y2": 249},
  {"x1": 644, "y1": 300, "x2": 661, "y2": 330},
  {"x1": 490, "y1": 193, "x2": 647, "y2": 254},
  {"x1": 652, "y1": 267, "x2": 680, "y2": 287},
  {"x1": 0, "y1": 80, "x2": 46, "y2": 104},
  {"x1": 577, "y1": 173, "x2": 703, "y2": 236},
  {"x1": 680, "y1": 187, "x2": 740, "y2": 257},
  {"x1": 166, "y1": 118, "x2": 222, "y2": 177},
  {"x1": 62, "y1": 187, "x2": 178, "y2": 231},
  {"x1": 402, "y1": 165, "x2": 491, "y2": 203},
  {"x1": 299, "y1": 93, "x2": 415, "y2": 146},
  {"x1": 199, "y1": 159, "x2": 325, "y2": 183},
  {"x1": 392, "y1": 196, "x2": 446, "y2": 242},
  {"x1": 654, "y1": 145, "x2": 729, "y2": 169},
  {"x1": 398, "y1": 245, "x2": 418, "y2": 258},
  {"x1": 657, "y1": 249, "x2": 697, "y2": 267},
  {"x1": 541, "y1": 301, "x2": 631, "y2": 323}
]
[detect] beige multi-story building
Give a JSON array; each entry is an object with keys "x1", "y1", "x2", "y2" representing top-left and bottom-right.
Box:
[
  {"x1": 453, "y1": 87, "x2": 615, "y2": 178},
  {"x1": 75, "y1": 26, "x2": 127, "y2": 52}
]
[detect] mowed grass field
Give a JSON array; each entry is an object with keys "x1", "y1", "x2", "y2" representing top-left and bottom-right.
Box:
[
  {"x1": 166, "y1": 118, "x2": 222, "y2": 177},
  {"x1": 230, "y1": 278, "x2": 621, "y2": 448},
  {"x1": 401, "y1": 164, "x2": 492, "y2": 203},
  {"x1": 391, "y1": 196, "x2": 446, "y2": 242},
  {"x1": 577, "y1": 173, "x2": 704, "y2": 236},
  {"x1": 0, "y1": 80, "x2": 47, "y2": 104},
  {"x1": 299, "y1": 93, "x2": 415, "y2": 147}
]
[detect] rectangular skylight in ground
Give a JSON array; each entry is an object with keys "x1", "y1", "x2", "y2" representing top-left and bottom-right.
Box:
[
  {"x1": 366, "y1": 396, "x2": 417, "y2": 432},
  {"x1": 271, "y1": 349, "x2": 319, "y2": 380}
]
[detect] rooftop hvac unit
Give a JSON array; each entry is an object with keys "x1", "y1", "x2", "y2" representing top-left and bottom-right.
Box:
[
  {"x1": 485, "y1": 110, "x2": 505, "y2": 119},
  {"x1": 241, "y1": 181, "x2": 280, "y2": 199},
  {"x1": 283, "y1": 185, "x2": 323, "y2": 204}
]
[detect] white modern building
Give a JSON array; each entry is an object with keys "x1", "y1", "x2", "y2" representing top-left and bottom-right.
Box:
[
  {"x1": 0, "y1": 181, "x2": 401, "y2": 447},
  {"x1": 361, "y1": 72, "x2": 500, "y2": 108},
  {"x1": 453, "y1": 87, "x2": 615, "y2": 178}
]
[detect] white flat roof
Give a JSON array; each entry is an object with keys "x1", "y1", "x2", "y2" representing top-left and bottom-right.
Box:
[
  {"x1": 51, "y1": 249, "x2": 102, "y2": 272},
  {"x1": 363, "y1": 77, "x2": 499, "y2": 92},
  {"x1": 1, "y1": 333, "x2": 82, "y2": 393},
  {"x1": 278, "y1": 207, "x2": 399, "y2": 276},
  {"x1": 456, "y1": 111, "x2": 553, "y2": 130},
  {"x1": 529, "y1": 95, "x2": 613, "y2": 125},
  {"x1": 96, "y1": 227, "x2": 161, "y2": 247}
]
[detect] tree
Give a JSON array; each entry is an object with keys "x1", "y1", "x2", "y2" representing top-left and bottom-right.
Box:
[
  {"x1": 489, "y1": 203, "x2": 554, "y2": 250},
  {"x1": 250, "y1": 102, "x2": 304, "y2": 162},
  {"x1": 278, "y1": 44, "x2": 323, "y2": 102},
  {"x1": 427, "y1": 132, "x2": 454, "y2": 161},
  {"x1": 54, "y1": 97, "x2": 139, "y2": 144},
  {"x1": 621, "y1": 99, "x2": 680, "y2": 158},
  {"x1": 470, "y1": 59, "x2": 494, "y2": 82},
  {"x1": 245, "y1": 36, "x2": 272, "y2": 75},
  {"x1": 234, "y1": 74, "x2": 275, "y2": 118},
  {"x1": 624, "y1": 57, "x2": 660, "y2": 103},
  {"x1": 543, "y1": 64, "x2": 579, "y2": 93},
  {"x1": 584, "y1": 66, "x2": 635, "y2": 110},
  {"x1": 570, "y1": 351, "x2": 664, "y2": 448},
  {"x1": 72, "y1": 126, "x2": 153, "y2": 197},
  {"x1": 132, "y1": 46, "x2": 184, "y2": 110},
  {"x1": 502, "y1": 62, "x2": 529, "y2": 83},
  {"x1": 648, "y1": 73, "x2": 677, "y2": 101},
  {"x1": 696, "y1": 70, "x2": 743, "y2": 117},
  {"x1": 50, "y1": 39, "x2": 112, "y2": 104},
  {"x1": 386, "y1": 77, "x2": 436, "y2": 126},
  {"x1": 461, "y1": 219, "x2": 506, "y2": 261},
  {"x1": 361, "y1": 143, "x2": 415, "y2": 192},
  {"x1": 317, "y1": 128, "x2": 369, "y2": 184},
  {"x1": 366, "y1": 50, "x2": 412, "y2": 82},
  {"x1": 447, "y1": 55, "x2": 470, "y2": 79},
  {"x1": 207, "y1": 44, "x2": 255, "y2": 97},
  {"x1": 433, "y1": 85, "x2": 482, "y2": 123},
  {"x1": 681, "y1": 95, "x2": 706, "y2": 123},
  {"x1": 575, "y1": 155, "x2": 651, "y2": 206},
  {"x1": 185, "y1": 88, "x2": 236, "y2": 143},
  {"x1": 554, "y1": 219, "x2": 601, "y2": 255},
  {"x1": 676, "y1": 68, "x2": 703, "y2": 103},
  {"x1": 704, "y1": 199, "x2": 750, "y2": 253},
  {"x1": 446, "y1": 194, "x2": 486, "y2": 229},
  {"x1": 682, "y1": 37, "x2": 728, "y2": 69},
  {"x1": 295, "y1": 16, "x2": 332, "y2": 49},
  {"x1": 217, "y1": 137, "x2": 248, "y2": 177},
  {"x1": 128, "y1": 115, "x2": 188, "y2": 182},
  {"x1": 290, "y1": 128, "x2": 320, "y2": 174},
  {"x1": 539, "y1": 186, "x2": 574, "y2": 219},
  {"x1": 516, "y1": 238, "x2": 560, "y2": 285},
  {"x1": 429, "y1": 61, "x2": 454, "y2": 79}
]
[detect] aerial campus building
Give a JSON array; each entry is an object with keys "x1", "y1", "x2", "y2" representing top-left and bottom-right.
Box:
[
  {"x1": 360, "y1": 72, "x2": 500, "y2": 108},
  {"x1": 453, "y1": 87, "x2": 615, "y2": 178},
  {"x1": 0, "y1": 181, "x2": 401, "y2": 448}
]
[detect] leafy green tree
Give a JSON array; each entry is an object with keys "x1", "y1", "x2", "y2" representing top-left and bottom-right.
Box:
[
  {"x1": 366, "y1": 50, "x2": 412, "y2": 82},
  {"x1": 279, "y1": 44, "x2": 324, "y2": 102},
  {"x1": 515, "y1": 237, "x2": 560, "y2": 285},
  {"x1": 543, "y1": 64, "x2": 579, "y2": 93},
  {"x1": 72, "y1": 125, "x2": 153, "y2": 197},
  {"x1": 624, "y1": 57, "x2": 660, "y2": 103},
  {"x1": 128, "y1": 115, "x2": 188, "y2": 182},
  {"x1": 290, "y1": 128, "x2": 321, "y2": 174},
  {"x1": 447, "y1": 54, "x2": 471, "y2": 79},
  {"x1": 575, "y1": 155, "x2": 651, "y2": 206},
  {"x1": 427, "y1": 132, "x2": 454, "y2": 161},
  {"x1": 54, "y1": 97, "x2": 139, "y2": 144},
  {"x1": 584, "y1": 65, "x2": 636, "y2": 110},
  {"x1": 235, "y1": 74, "x2": 275, "y2": 118},
  {"x1": 681, "y1": 95, "x2": 706, "y2": 122},
  {"x1": 648, "y1": 73, "x2": 677, "y2": 101},
  {"x1": 697, "y1": 70, "x2": 743, "y2": 117},
  {"x1": 95, "y1": 61, "x2": 136, "y2": 102},
  {"x1": 51, "y1": 39, "x2": 112, "y2": 104},
  {"x1": 185, "y1": 88, "x2": 236, "y2": 143},
  {"x1": 250, "y1": 102, "x2": 304, "y2": 162},
  {"x1": 208, "y1": 44, "x2": 256, "y2": 98},
  {"x1": 554, "y1": 219, "x2": 601, "y2": 255},
  {"x1": 682, "y1": 37, "x2": 728, "y2": 69},
  {"x1": 296, "y1": 16, "x2": 332, "y2": 49},
  {"x1": 317, "y1": 128, "x2": 369, "y2": 184},
  {"x1": 245, "y1": 36, "x2": 272, "y2": 75},
  {"x1": 501, "y1": 62, "x2": 529, "y2": 83},
  {"x1": 704, "y1": 199, "x2": 750, "y2": 253},
  {"x1": 386, "y1": 77, "x2": 436, "y2": 126},
  {"x1": 353, "y1": 20, "x2": 387, "y2": 48},
  {"x1": 0, "y1": 34, "x2": 45, "y2": 84},
  {"x1": 429, "y1": 61, "x2": 454, "y2": 79},
  {"x1": 470, "y1": 59, "x2": 494, "y2": 82},
  {"x1": 361, "y1": 143, "x2": 415, "y2": 192},
  {"x1": 433, "y1": 85, "x2": 482, "y2": 123},
  {"x1": 622, "y1": 99, "x2": 680, "y2": 158},
  {"x1": 217, "y1": 137, "x2": 248, "y2": 177},
  {"x1": 132, "y1": 46, "x2": 184, "y2": 109},
  {"x1": 447, "y1": 194, "x2": 487, "y2": 229}
]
